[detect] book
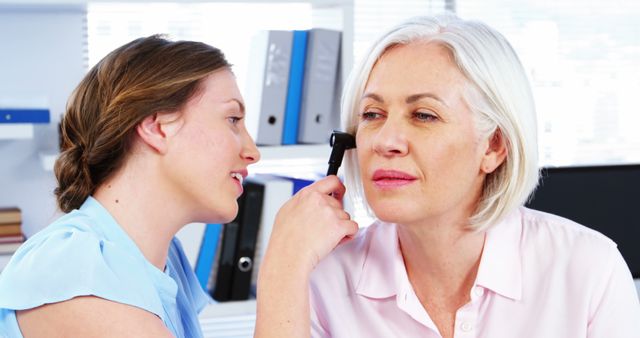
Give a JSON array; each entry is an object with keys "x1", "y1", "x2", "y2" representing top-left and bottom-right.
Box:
[
  {"x1": 0, "y1": 233, "x2": 25, "y2": 244},
  {"x1": 248, "y1": 175, "x2": 295, "y2": 295},
  {"x1": 230, "y1": 179, "x2": 265, "y2": 301},
  {"x1": 245, "y1": 30, "x2": 293, "y2": 146},
  {"x1": 0, "y1": 207, "x2": 21, "y2": 224},
  {"x1": 0, "y1": 241, "x2": 22, "y2": 254},
  {"x1": 282, "y1": 30, "x2": 309, "y2": 145},
  {"x1": 0, "y1": 108, "x2": 50, "y2": 123},
  {"x1": 0, "y1": 224, "x2": 22, "y2": 236},
  {"x1": 175, "y1": 222, "x2": 206, "y2": 268},
  {"x1": 297, "y1": 28, "x2": 342, "y2": 144},
  {"x1": 194, "y1": 223, "x2": 223, "y2": 291}
]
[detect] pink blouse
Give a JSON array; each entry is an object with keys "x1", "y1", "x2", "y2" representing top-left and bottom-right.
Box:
[{"x1": 309, "y1": 207, "x2": 640, "y2": 337}]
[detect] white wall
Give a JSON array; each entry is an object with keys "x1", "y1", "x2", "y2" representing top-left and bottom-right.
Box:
[{"x1": 0, "y1": 4, "x2": 86, "y2": 236}]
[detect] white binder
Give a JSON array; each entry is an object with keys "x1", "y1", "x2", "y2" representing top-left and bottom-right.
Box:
[
  {"x1": 245, "y1": 30, "x2": 294, "y2": 145},
  {"x1": 298, "y1": 29, "x2": 342, "y2": 144}
]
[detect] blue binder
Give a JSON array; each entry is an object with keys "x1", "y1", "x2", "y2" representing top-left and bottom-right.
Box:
[
  {"x1": 282, "y1": 30, "x2": 308, "y2": 145},
  {"x1": 194, "y1": 223, "x2": 223, "y2": 291}
]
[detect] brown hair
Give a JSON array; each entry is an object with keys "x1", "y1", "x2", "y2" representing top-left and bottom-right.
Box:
[{"x1": 54, "y1": 35, "x2": 230, "y2": 212}]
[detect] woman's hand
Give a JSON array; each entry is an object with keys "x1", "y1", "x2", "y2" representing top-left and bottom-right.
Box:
[
  {"x1": 267, "y1": 175, "x2": 359, "y2": 274},
  {"x1": 255, "y1": 176, "x2": 358, "y2": 338}
]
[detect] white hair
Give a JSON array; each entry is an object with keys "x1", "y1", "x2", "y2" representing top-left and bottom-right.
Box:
[{"x1": 342, "y1": 14, "x2": 539, "y2": 231}]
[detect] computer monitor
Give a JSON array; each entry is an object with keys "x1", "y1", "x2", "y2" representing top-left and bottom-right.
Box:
[{"x1": 526, "y1": 164, "x2": 640, "y2": 278}]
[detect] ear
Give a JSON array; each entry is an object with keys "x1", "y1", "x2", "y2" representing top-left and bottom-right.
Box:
[
  {"x1": 136, "y1": 113, "x2": 169, "y2": 154},
  {"x1": 480, "y1": 129, "x2": 507, "y2": 174}
]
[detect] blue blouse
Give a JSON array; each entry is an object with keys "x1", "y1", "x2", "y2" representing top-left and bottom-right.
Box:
[{"x1": 0, "y1": 197, "x2": 211, "y2": 337}]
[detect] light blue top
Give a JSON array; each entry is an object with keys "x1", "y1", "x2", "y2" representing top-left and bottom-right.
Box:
[{"x1": 0, "y1": 197, "x2": 211, "y2": 337}]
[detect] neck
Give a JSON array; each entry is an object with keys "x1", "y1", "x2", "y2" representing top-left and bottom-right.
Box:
[
  {"x1": 93, "y1": 156, "x2": 188, "y2": 271},
  {"x1": 397, "y1": 213, "x2": 485, "y2": 299}
]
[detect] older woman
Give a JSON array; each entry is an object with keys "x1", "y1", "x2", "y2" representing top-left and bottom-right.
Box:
[{"x1": 256, "y1": 15, "x2": 640, "y2": 338}]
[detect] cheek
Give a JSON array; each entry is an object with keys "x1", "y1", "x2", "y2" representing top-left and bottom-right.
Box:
[{"x1": 355, "y1": 134, "x2": 371, "y2": 176}]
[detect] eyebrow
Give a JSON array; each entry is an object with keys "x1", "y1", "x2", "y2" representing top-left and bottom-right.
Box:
[
  {"x1": 360, "y1": 92, "x2": 448, "y2": 107},
  {"x1": 229, "y1": 99, "x2": 245, "y2": 114},
  {"x1": 406, "y1": 93, "x2": 448, "y2": 107}
]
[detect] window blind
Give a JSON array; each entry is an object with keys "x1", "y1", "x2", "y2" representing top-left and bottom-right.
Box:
[
  {"x1": 87, "y1": 2, "x2": 313, "y2": 94},
  {"x1": 457, "y1": 0, "x2": 640, "y2": 166}
]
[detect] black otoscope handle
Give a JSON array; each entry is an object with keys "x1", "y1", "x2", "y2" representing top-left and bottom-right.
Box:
[{"x1": 326, "y1": 131, "x2": 356, "y2": 176}]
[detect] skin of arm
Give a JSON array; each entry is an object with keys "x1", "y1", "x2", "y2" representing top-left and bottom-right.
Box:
[
  {"x1": 254, "y1": 176, "x2": 358, "y2": 338},
  {"x1": 17, "y1": 296, "x2": 174, "y2": 338}
]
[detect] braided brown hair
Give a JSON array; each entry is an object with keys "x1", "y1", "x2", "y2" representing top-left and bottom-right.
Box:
[{"x1": 54, "y1": 35, "x2": 230, "y2": 212}]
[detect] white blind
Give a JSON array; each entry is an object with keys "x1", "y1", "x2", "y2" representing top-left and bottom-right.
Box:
[
  {"x1": 87, "y1": 2, "x2": 313, "y2": 94},
  {"x1": 86, "y1": 1, "x2": 640, "y2": 168},
  {"x1": 457, "y1": 0, "x2": 640, "y2": 166},
  {"x1": 352, "y1": 0, "x2": 447, "y2": 65}
]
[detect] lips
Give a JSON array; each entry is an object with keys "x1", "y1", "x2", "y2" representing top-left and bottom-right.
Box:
[
  {"x1": 230, "y1": 169, "x2": 248, "y2": 194},
  {"x1": 372, "y1": 169, "x2": 417, "y2": 188}
]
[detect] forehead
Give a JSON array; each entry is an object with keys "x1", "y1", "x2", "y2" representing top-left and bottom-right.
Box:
[
  {"x1": 197, "y1": 68, "x2": 240, "y2": 100},
  {"x1": 365, "y1": 41, "x2": 466, "y2": 92}
]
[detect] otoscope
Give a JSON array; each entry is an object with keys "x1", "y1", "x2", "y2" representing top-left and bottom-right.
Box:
[{"x1": 327, "y1": 131, "x2": 356, "y2": 176}]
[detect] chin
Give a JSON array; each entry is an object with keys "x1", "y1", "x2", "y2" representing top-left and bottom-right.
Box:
[
  {"x1": 369, "y1": 200, "x2": 420, "y2": 224},
  {"x1": 219, "y1": 204, "x2": 239, "y2": 223}
]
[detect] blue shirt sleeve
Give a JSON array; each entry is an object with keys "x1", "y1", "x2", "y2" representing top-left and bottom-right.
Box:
[{"x1": 0, "y1": 226, "x2": 165, "y2": 318}]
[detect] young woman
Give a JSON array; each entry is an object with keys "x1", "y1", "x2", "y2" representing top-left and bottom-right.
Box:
[
  {"x1": 0, "y1": 35, "x2": 262, "y2": 337},
  {"x1": 256, "y1": 15, "x2": 640, "y2": 338}
]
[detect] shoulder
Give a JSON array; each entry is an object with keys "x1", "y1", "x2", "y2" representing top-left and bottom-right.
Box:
[
  {"x1": 518, "y1": 206, "x2": 617, "y2": 254},
  {"x1": 1, "y1": 210, "x2": 109, "y2": 284},
  {"x1": 16, "y1": 296, "x2": 173, "y2": 338},
  {"x1": 517, "y1": 207, "x2": 621, "y2": 285},
  {"x1": 515, "y1": 207, "x2": 639, "y2": 325},
  {"x1": 0, "y1": 211, "x2": 160, "y2": 315}
]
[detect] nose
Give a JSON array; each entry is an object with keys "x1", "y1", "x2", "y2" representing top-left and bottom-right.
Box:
[
  {"x1": 241, "y1": 131, "x2": 261, "y2": 164},
  {"x1": 372, "y1": 116, "x2": 409, "y2": 158}
]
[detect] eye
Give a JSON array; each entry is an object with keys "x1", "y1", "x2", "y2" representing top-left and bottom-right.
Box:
[
  {"x1": 413, "y1": 111, "x2": 438, "y2": 122},
  {"x1": 227, "y1": 116, "x2": 243, "y2": 125},
  {"x1": 360, "y1": 111, "x2": 384, "y2": 121}
]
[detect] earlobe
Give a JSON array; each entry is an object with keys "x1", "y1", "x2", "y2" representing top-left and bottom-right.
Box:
[
  {"x1": 136, "y1": 114, "x2": 168, "y2": 154},
  {"x1": 481, "y1": 129, "x2": 507, "y2": 174}
]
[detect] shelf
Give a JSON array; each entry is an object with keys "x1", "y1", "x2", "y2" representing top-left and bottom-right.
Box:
[
  {"x1": 252, "y1": 144, "x2": 332, "y2": 176},
  {"x1": 39, "y1": 144, "x2": 332, "y2": 174},
  {"x1": 0, "y1": 124, "x2": 34, "y2": 139}
]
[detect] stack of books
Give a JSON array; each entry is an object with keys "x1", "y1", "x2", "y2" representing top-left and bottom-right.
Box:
[{"x1": 0, "y1": 207, "x2": 25, "y2": 271}]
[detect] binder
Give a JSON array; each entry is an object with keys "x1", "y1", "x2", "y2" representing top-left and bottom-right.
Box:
[
  {"x1": 297, "y1": 29, "x2": 342, "y2": 144},
  {"x1": 230, "y1": 179, "x2": 265, "y2": 300},
  {"x1": 248, "y1": 175, "x2": 295, "y2": 294},
  {"x1": 245, "y1": 30, "x2": 293, "y2": 146},
  {"x1": 277, "y1": 173, "x2": 319, "y2": 194},
  {"x1": 282, "y1": 30, "x2": 308, "y2": 145},
  {"x1": 0, "y1": 108, "x2": 50, "y2": 123},
  {"x1": 193, "y1": 223, "x2": 223, "y2": 291},
  {"x1": 211, "y1": 195, "x2": 245, "y2": 302}
]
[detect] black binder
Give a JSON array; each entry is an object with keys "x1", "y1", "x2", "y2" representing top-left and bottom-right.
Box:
[
  {"x1": 230, "y1": 179, "x2": 264, "y2": 300},
  {"x1": 211, "y1": 193, "x2": 245, "y2": 302}
]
